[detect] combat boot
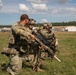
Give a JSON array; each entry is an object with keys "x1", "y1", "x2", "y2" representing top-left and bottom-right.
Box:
[
  {"x1": 7, "y1": 67, "x2": 15, "y2": 75},
  {"x1": 0, "y1": 62, "x2": 6, "y2": 70},
  {"x1": 33, "y1": 66, "x2": 44, "y2": 72},
  {"x1": 37, "y1": 66, "x2": 44, "y2": 72}
]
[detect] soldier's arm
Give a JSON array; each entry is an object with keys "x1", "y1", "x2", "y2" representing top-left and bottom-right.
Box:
[
  {"x1": 12, "y1": 25, "x2": 35, "y2": 39},
  {"x1": 51, "y1": 31, "x2": 58, "y2": 47}
]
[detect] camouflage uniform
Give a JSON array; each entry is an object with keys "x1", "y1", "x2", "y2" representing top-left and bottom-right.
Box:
[
  {"x1": 1, "y1": 22, "x2": 32, "y2": 75},
  {"x1": 39, "y1": 23, "x2": 58, "y2": 55},
  {"x1": 28, "y1": 19, "x2": 44, "y2": 72}
]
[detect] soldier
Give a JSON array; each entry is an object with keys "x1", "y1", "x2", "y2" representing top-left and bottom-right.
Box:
[
  {"x1": 39, "y1": 23, "x2": 59, "y2": 55},
  {"x1": 1, "y1": 14, "x2": 35, "y2": 75},
  {"x1": 46, "y1": 23, "x2": 59, "y2": 54},
  {"x1": 27, "y1": 19, "x2": 44, "y2": 72}
]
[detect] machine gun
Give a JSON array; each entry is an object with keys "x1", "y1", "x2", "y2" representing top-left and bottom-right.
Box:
[
  {"x1": 29, "y1": 25, "x2": 60, "y2": 62},
  {"x1": 34, "y1": 35, "x2": 61, "y2": 62},
  {"x1": 32, "y1": 30, "x2": 59, "y2": 54}
]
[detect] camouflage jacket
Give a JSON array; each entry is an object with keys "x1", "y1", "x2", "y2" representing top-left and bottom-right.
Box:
[
  {"x1": 8, "y1": 22, "x2": 32, "y2": 53},
  {"x1": 39, "y1": 28, "x2": 56, "y2": 44},
  {"x1": 11, "y1": 22, "x2": 31, "y2": 41}
]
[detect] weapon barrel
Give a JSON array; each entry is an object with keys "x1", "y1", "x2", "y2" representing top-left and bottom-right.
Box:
[{"x1": 35, "y1": 37, "x2": 61, "y2": 62}]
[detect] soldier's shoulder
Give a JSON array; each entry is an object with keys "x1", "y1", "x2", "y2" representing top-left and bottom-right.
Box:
[
  {"x1": 12, "y1": 22, "x2": 19, "y2": 26},
  {"x1": 11, "y1": 22, "x2": 20, "y2": 29},
  {"x1": 26, "y1": 27, "x2": 32, "y2": 33}
]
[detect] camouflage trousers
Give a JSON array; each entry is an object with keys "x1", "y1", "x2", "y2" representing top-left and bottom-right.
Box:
[
  {"x1": 1, "y1": 47, "x2": 44, "y2": 74},
  {"x1": 2, "y1": 54, "x2": 22, "y2": 75}
]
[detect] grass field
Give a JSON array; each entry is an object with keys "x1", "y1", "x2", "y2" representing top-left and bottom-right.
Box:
[{"x1": 0, "y1": 31, "x2": 76, "y2": 75}]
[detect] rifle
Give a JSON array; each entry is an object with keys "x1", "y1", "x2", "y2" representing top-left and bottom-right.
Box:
[
  {"x1": 34, "y1": 36, "x2": 61, "y2": 62},
  {"x1": 17, "y1": 26, "x2": 61, "y2": 62},
  {"x1": 32, "y1": 30, "x2": 59, "y2": 54}
]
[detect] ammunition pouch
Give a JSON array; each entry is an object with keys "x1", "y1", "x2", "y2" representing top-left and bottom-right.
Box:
[{"x1": 9, "y1": 35, "x2": 15, "y2": 44}]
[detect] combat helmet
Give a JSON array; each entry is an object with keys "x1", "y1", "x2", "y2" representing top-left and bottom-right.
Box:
[
  {"x1": 43, "y1": 23, "x2": 47, "y2": 27},
  {"x1": 43, "y1": 22, "x2": 52, "y2": 29},
  {"x1": 29, "y1": 19, "x2": 36, "y2": 25},
  {"x1": 47, "y1": 23, "x2": 52, "y2": 28}
]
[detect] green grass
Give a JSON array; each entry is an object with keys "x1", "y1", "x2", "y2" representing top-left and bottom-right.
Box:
[{"x1": 0, "y1": 32, "x2": 76, "y2": 75}]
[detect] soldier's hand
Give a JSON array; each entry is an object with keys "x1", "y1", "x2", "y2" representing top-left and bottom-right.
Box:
[
  {"x1": 39, "y1": 46, "x2": 44, "y2": 50},
  {"x1": 29, "y1": 34, "x2": 35, "y2": 40},
  {"x1": 55, "y1": 39, "x2": 59, "y2": 47}
]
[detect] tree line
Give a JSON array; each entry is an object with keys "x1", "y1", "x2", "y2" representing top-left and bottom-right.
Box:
[
  {"x1": 0, "y1": 21, "x2": 76, "y2": 28},
  {"x1": 36, "y1": 21, "x2": 76, "y2": 27},
  {"x1": 52, "y1": 21, "x2": 76, "y2": 26}
]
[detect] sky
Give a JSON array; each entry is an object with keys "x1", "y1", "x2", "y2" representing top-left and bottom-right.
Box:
[{"x1": 0, "y1": 0, "x2": 76, "y2": 25}]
